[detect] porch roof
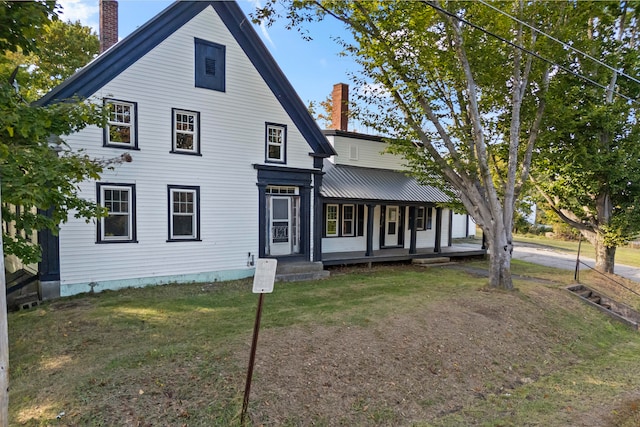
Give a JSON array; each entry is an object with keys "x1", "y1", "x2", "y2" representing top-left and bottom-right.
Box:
[{"x1": 321, "y1": 162, "x2": 450, "y2": 203}]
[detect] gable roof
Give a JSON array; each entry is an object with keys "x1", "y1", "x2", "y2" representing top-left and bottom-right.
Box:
[
  {"x1": 321, "y1": 161, "x2": 451, "y2": 204},
  {"x1": 37, "y1": 1, "x2": 336, "y2": 157}
]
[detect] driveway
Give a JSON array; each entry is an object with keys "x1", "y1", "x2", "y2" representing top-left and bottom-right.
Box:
[{"x1": 512, "y1": 243, "x2": 640, "y2": 283}]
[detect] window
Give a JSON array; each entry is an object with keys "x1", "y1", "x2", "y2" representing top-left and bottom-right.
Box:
[
  {"x1": 265, "y1": 123, "x2": 287, "y2": 163},
  {"x1": 342, "y1": 204, "x2": 355, "y2": 236},
  {"x1": 97, "y1": 183, "x2": 136, "y2": 242},
  {"x1": 172, "y1": 109, "x2": 200, "y2": 155},
  {"x1": 348, "y1": 144, "x2": 359, "y2": 160},
  {"x1": 427, "y1": 207, "x2": 433, "y2": 230},
  {"x1": 195, "y1": 38, "x2": 225, "y2": 92},
  {"x1": 168, "y1": 186, "x2": 200, "y2": 241},
  {"x1": 326, "y1": 204, "x2": 338, "y2": 237},
  {"x1": 416, "y1": 207, "x2": 426, "y2": 230},
  {"x1": 104, "y1": 99, "x2": 137, "y2": 149}
]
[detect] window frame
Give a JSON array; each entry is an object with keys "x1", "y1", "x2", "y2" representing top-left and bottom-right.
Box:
[
  {"x1": 342, "y1": 204, "x2": 355, "y2": 237},
  {"x1": 171, "y1": 108, "x2": 201, "y2": 155},
  {"x1": 96, "y1": 183, "x2": 137, "y2": 243},
  {"x1": 265, "y1": 122, "x2": 287, "y2": 164},
  {"x1": 416, "y1": 207, "x2": 426, "y2": 231},
  {"x1": 325, "y1": 204, "x2": 338, "y2": 237},
  {"x1": 103, "y1": 98, "x2": 138, "y2": 149},
  {"x1": 167, "y1": 185, "x2": 201, "y2": 242},
  {"x1": 426, "y1": 207, "x2": 433, "y2": 230}
]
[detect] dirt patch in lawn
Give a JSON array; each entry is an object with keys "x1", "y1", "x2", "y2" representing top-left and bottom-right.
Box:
[{"x1": 242, "y1": 284, "x2": 598, "y2": 426}]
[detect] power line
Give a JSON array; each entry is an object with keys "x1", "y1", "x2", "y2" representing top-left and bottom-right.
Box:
[
  {"x1": 479, "y1": 0, "x2": 640, "y2": 85},
  {"x1": 477, "y1": 0, "x2": 640, "y2": 87},
  {"x1": 421, "y1": 0, "x2": 639, "y2": 105}
]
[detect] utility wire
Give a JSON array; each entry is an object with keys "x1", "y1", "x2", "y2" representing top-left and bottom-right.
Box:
[
  {"x1": 421, "y1": 0, "x2": 639, "y2": 105},
  {"x1": 477, "y1": 0, "x2": 640, "y2": 87}
]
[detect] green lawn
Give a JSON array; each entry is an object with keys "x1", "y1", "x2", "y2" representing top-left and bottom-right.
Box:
[{"x1": 7, "y1": 261, "x2": 640, "y2": 426}]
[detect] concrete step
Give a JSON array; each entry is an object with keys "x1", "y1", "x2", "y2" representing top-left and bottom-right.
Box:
[
  {"x1": 276, "y1": 270, "x2": 331, "y2": 282},
  {"x1": 412, "y1": 257, "x2": 451, "y2": 265},
  {"x1": 276, "y1": 261, "x2": 325, "y2": 275}
]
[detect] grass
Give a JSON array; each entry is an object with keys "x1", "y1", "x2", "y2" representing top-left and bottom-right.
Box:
[
  {"x1": 513, "y1": 233, "x2": 640, "y2": 268},
  {"x1": 7, "y1": 260, "x2": 640, "y2": 426}
]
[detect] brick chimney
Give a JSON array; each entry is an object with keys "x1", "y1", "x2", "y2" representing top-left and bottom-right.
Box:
[
  {"x1": 331, "y1": 83, "x2": 349, "y2": 131},
  {"x1": 99, "y1": 0, "x2": 118, "y2": 53}
]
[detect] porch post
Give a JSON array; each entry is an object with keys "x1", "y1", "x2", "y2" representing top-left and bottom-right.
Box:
[
  {"x1": 409, "y1": 206, "x2": 417, "y2": 254},
  {"x1": 365, "y1": 204, "x2": 375, "y2": 257},
  {"x1": 448, "y1": 209, "x2": 453, "y2": 247},
  {"x1": 434, "y1": 207, "x2": 442, "y2": 253}
]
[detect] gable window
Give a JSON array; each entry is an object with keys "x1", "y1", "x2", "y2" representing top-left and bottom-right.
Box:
[
  {"x1": 195, "y1": 38, "x2": 225, "y2": 92},
  {"x1": 172, "y1": 109, "x2": 200, "y2": 155},
  {"x1": 97, "y1": 183, "x2": 136, "y2": 243},
  {"x1": 265, "y1": 123, "x2": 287, "y2": 163},
  {"x1": 416, "y1": 207, "x2": 426, "y2": 230},
  {"x1": 104, "y1": 99, "x2": 137, "y2": 149},
  {"x1": 342, "y1": 204, "x2": 355, "y2": 236},
  {"x1": 168, "y1": 185, "x2": 200, "y2": 241},
  {"x1": 326, "y1": 204, "x2": 338, "y2": 237}
]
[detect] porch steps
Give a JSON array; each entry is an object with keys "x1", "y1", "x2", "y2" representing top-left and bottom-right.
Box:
[
  {"x1": 412, "y1": 257, "x2": 453, "y2": 267},
  {"x1": 275, "y1": 261, "x2": 330, "y2": 282}
]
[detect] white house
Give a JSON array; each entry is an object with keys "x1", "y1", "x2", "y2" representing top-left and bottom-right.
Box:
[
  {"x1": 319, "y1": 84, "x2": 480, "y2": 266},
  {"x1": 36, "y1": 1, "x2": 335, "y2": 297}
]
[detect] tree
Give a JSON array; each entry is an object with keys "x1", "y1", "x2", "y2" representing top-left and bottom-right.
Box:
[
  {"x1": 2, "y1": 19, "x2": 99, "y2": 101},
  {"x1": 255, "y1": 0, "x2": 568, "y2": 289},
  {"x1": 532, "y1": 2, "x2": 640, "y2": 273},
  {"x1": 1, "y1": 2, "x2": 116, "y2": 265}
]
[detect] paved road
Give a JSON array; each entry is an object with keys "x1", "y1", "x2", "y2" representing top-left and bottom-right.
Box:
[{"x1": 512, "y1": 243, "x2": 640, "y2": 283}]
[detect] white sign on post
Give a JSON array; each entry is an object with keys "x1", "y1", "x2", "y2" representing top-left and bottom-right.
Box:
[{"x1": 252, "y1": 258, "x2": 277, "y2": 293}]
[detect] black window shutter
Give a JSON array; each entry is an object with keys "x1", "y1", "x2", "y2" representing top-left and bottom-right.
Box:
[
  {"x1": 195, "y1": 38, "x2": 225, "y2": 92},
  {"x1": 357, "y1": 205, "x2": 364, "y2": 236}
]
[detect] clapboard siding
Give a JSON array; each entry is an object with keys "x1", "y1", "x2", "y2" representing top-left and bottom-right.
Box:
[
  {"x1": 57, "y1": 6, "x2": 318, "y2": 291},
  {"x1": 326, "y1": 134, "x2": 407, "y2": 171}
]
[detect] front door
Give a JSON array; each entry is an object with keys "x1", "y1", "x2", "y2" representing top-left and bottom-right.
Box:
[
  {"x1": 267, "y1": 191, "x2": 301, "y2": 256},
  {"x1": 383, "y1": 205, "x2": 400, "y2": 247},
  {"x1": 270, "y1": 196, "x2": 291, "y2": 256}
]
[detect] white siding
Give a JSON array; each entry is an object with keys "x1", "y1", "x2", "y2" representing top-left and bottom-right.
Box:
[
  {"x1": 451, "y1": 213, "x2": 476, "y2": 238},
  {"x1": 326, "y1": 135, "x2": 407, "y2": 171},
  {"x1": 58, "y1": 6, "x2": 317, "y2": 293}
]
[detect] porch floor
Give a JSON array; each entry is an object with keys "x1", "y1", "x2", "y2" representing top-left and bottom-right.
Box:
[{"x1": 322, "y1": 243, "x2": 486, "y2": 266}]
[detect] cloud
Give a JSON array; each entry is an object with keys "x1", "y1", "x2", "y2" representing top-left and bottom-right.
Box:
[{"x1": 57, "y1": 0, "x2": 99, "y2": 31}]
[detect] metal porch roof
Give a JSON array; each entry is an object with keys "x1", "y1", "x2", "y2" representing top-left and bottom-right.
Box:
[{"x1": 321, "y1": 162, "x2": 450, "y2": 203}]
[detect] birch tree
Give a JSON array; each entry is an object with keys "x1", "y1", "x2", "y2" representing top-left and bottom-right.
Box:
[{"x1": 256, "y1": 0, "x2": 562, "y2": 289}]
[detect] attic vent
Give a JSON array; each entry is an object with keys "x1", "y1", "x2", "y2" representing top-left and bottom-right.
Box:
[
  {"x1": 195, "y1": 38, "x2": 225, "y2": 92},
  {"x1": 205, "y1": 58, "x2": 216, "y2": 76},
  {"x1": 349, "y1": 144, "x2": 359, "y2": 160}
]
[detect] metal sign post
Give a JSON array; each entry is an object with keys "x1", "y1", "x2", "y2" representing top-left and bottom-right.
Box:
[{"x1": 240, "y1": 259, "x2": 277, "y2": 425}]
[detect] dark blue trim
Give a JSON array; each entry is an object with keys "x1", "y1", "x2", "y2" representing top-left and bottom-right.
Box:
[
  {"x1": 167, "y1": 185, "x2": 201, "y2": 241},
  {"x1": 212, "y1": 2, "x2": 335, "y2": 157},
  {"x1": 256, "y1": 167, "x2": 313, "y2": 261},
  {"x1": 171, "y1": 108, "x2": 201, "y2": 155},
  {"x1": 264, "y1": 122, "x2": 287, "y2": 164},
  {"x1": 36, "y1": 1, "x2": 210, "y2": 106},
  {"x1": 194, "y1": 38, "x2": 226, "y2": 92},
  {"x1": 96, "y1": 182, "x2": 137, "y2": 243},
  {"x1": 103, "y1": 98, "x2": 139, "y2": 149},
  {"x1": 38, "y1": 209, "x2": 60, "y2": 282},
  {"x1": 434, "y1": 207, "x2": 442, "y2": 253},
  {"x1": 37, "y1": 1, "x2": 336, "y2": 158}
]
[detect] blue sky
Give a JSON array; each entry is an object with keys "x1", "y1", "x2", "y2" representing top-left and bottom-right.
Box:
[{"x1": 56, "y1": 0, "x2": 361, "y2": 128}]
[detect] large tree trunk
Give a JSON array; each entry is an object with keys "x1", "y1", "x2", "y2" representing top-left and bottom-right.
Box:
[
  {"x1": 484, "y1": 224, "x2": 514, "y2": 290},
  {"x1": 593, "y1": 234, "x2": 616, "y2": 273}
]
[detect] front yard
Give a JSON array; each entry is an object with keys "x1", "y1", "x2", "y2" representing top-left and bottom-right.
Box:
[{"x1": 8, "y1": 260, "x2": 640, "y2": 426}]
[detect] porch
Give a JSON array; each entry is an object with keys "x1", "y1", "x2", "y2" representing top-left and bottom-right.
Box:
[{"x1": 322, "y1": 242, "x2": 486, "y2": 266}]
